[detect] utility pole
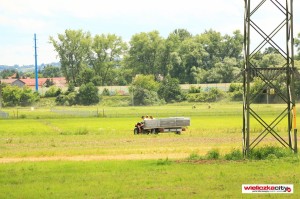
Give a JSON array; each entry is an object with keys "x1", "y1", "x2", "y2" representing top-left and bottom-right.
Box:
[{"x1": 34, "y1": 33, "x2": 38, "y2": 92}]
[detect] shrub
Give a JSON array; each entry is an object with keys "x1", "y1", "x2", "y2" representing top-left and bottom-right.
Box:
[
  {"x1": 102, "y1": 88, "x2": 110, "y2": 96},
  {"x1": 158, "y1": 76, "x2": 184, "y2": 103},
  {"x1": 132, "y1": 87, "x2": 163, "y2": 106},
  {"x1": 228, "y1": 83, "x2": 243, "y2": 101},
  {"x1": 19, "y1": 87, "x2": 39, "y2": 106},
  {"x1": 187, "y1": 88, "x2": 224, "y2": 102},
  {"x1": 45, "y1": 86, "x2": 62, "y2": 97},
  {"x1": 188, "y1": 86, "x2": 201, "y2": 93},
  {"x1": 1, "y1": 85, "x2": 39, "y2": 107},
  {"x1": 129, "y1": 75, "x2": 161, "y2": 105},
  {"x1": 77, "y1": 82, "x2": 100, "y2": 105},
  {"x1": 249, "y1": 146, "x2": 294, "y2": 160},
  {"x1": 224, "y1": 149, "x2": 243, "y2": 160},
  {"x1": 55, "y1": 92, "x2": 77, "y2": 106},
  {"x1": 206, "y1": 149, "x2": 220, "y2": 160}
]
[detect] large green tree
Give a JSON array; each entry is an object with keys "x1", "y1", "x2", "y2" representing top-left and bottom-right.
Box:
[
  {"x1": 89, "y1": 34, "x2": 127, "y2": 86},
  {"x1": 125, "y1": 31, "x2": 164, "y2": 76},
  {"x1": 50, "y1": 29, "x2": 92, "y2": 86},
  {"x1": 159, "y1": 29, "x2": 193, "y2": 77}
]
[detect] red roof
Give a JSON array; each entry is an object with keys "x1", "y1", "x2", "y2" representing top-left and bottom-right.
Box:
[
  {"x1": 19, "y1": 77, "x2": 67, "y2": 87},
  {"x1": 1, "y1": 79, "x2": 19, "y2": 84}
]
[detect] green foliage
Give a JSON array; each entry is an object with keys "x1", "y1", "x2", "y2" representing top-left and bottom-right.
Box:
[
  {"x1": 1, "y1": 85, "x2": 39, "y2": 107},
  {"x1": 55, "y1": 83, "x2": 77, "y2": 105},
  {"x1": 125, "y1": 31, "x2": 164, "y2": 76},
  {"x1": 158, "y1": 76, "x2": 184, "y2": 103},
  {"x1": 48, "y1": 28, "x2": 300, "y2": 86},
  {"x1": 0, "y1": 69, "x2": 17, "y2": 79},
  {"x1": 78, "y1": 67, "x2": 95, "y2": 85},
  {"x1": 44, "y1": 86, "x2": 61, "y2": 97},
  {"x1": 187, "y1": 88, "x2": 224, "y2": 102},
  {"x1": 77, "y1": 82, "x2": 100, "y2": 105},
  {"x1": 188, "y1": 86, "x2": 201, "y2": 93},
  {"x1": 49, "y1": 29, "x2": 92, "y2": 86},
  {"x1": 130, "y1": 75, "x2": 159, "y2": 92},
  {"x1": 19, "y1": 87, "x2": 39, "y2": 106},
  {"x1": 228, "y1": 83, "x2": 243, "y2": 101},
  {"x1": 248, "y1": 146, "x2": 294, "y2": 160},
  {"x1": 2, "y1": 85, "x2": 21, "y2": 106},
  {"x1": 44, "y1": 79, "x2": 54, "y2": 87},
  {"x1": 295, "y1": 33, "x2": 300, "y2": 60},
  {"x1": 66, "y1": 83, "x2": 75, "y2": 93},
  {"x1": 206, "y1": 57, "x2": 239, "y2": 83},
  {"x1": 294, "y1": 78, "x2": 300, "y2": 100},
  {"x1": 100, "y1": 95, "x2": 130, "y2": 106},
  {"x1": 55, "y1": 92, "x2": 77, "y2": 106},
  {"x1": 101, "y1": 88, "x2": 110, "y2": 96},
  {"x1": 250, "y1": 77, "x2": 267, "y2": 103},
  {"x1": 133, "y1": 87, "x2": 162, "y2": 106},
  {"x1": 129, "y1": 75, "x2": 161, "y2": 105},
  {"x1": 90, "y1": 34, "x2": 127, "y2": 86},
  {"x1": 206, "y1": 149, "x2": 220, "y2": 160},
  {"x1": 42, "y1": 65, "x2": 61, "y2": 78},
  {"x1": 224, "y1": 149, "x2": 243, "y2": 160},
  {"x1": 187, "y1": 153, "x2": 203, "y2": 161}
]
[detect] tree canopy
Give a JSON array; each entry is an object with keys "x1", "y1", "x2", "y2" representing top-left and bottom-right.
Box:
[{"x1": 50, "y1": 29, "x2": 300, "y2": 86}]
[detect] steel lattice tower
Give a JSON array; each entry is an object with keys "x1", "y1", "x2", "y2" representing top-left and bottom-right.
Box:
[{"x1": 243, "y1": 0, "x2": 297, "y2": 156}]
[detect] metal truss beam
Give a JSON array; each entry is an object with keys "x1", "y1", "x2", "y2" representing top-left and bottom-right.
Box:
[{"x1": 243, "y1": 0, "x2": 297, "y2": 156}]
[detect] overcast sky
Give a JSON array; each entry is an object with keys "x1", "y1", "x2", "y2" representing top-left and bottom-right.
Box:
[{"x1": 0, "y1": 0, "x2": 299, "y2": 66}]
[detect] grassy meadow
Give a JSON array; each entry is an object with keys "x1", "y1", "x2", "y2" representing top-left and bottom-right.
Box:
[{"x1": 0, "y1": 102, "x2": 299, "y2": 198}]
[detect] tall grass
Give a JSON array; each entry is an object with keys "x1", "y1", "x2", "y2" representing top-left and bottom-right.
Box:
[
  {"x1": 187, "y1": 146, "x2": 297, "y2": 161},
  {"x1": 248, "y1": 146, "x2": 295, "y2": 160}
]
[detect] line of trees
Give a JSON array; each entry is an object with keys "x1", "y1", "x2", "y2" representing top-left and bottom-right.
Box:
[
  {"x1": 50, "y1": 29, "x2": 300, "y2": 87},
  {"x1": 1, "y1": 30, "x2": 300, "y2": 107},
  {"x1": 49, "y1": 29, "x2": 245, "y2": 86}
]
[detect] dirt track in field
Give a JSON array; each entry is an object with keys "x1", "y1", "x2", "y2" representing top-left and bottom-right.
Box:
[{"x1": 0, "y1": 153, "x2": 189, "y2": 163}]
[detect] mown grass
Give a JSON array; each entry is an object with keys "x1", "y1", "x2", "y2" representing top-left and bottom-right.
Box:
[{"x1": 0, "y1": 158, "x2": 299, "y2": 199}]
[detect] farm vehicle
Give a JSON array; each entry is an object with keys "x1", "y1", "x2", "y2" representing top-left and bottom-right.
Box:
[{"x1": 134, "y1": 117, "x2": 190, "y2": 135}]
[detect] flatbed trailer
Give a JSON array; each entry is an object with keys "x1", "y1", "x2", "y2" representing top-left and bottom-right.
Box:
[{"x1": 134, "y1": 117, "x2": 190, "y2": 135}]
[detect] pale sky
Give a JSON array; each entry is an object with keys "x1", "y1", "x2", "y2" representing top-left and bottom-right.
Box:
[{"x1": 0, "y1": 0, "x2": 299, "y2": 66}]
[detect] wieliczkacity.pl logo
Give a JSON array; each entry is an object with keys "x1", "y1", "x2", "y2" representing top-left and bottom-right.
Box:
[{"x1": 242, "y1": 184, "x2": 293, "y2": 194}]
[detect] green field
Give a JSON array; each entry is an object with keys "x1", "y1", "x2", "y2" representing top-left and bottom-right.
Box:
[{"x1": 0, "y1": 102, "x2": 299, "y2": 198}]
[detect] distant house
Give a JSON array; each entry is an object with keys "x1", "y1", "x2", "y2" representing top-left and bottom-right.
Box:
[
  {"x1": 1, "y1": 77, "x2": 67, "y2": 89},
  {"x1": 19, "y1": 77, "x2": 67, "y2": 88},
  {"x1": 1, "y1": 79, "x2": 25, "y2": 88}
]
